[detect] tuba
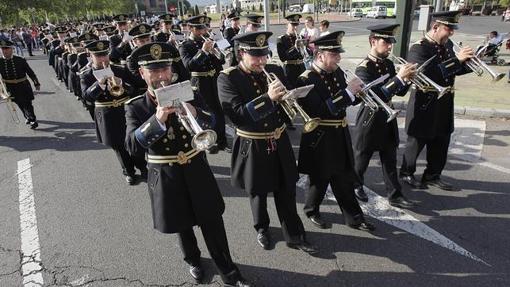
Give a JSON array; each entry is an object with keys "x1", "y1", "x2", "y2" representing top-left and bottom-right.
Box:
[
  {"x1": 262, "y1": 68, "x2": 320, "y2": 133},
  {"x1": 452, "y1": 41, "x2": 505, "y2": 82}
]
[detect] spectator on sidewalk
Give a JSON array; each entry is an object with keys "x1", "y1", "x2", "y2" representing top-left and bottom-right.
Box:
[
  {"x1": 319, "y1": 20, "x2": 330, "y2": 36},
  {"x1": 21, "y1": 28, "x2": 34, "y2": 56},
  {"x1": 9, "y1": 29, "x2": 24, "y2": 56}
]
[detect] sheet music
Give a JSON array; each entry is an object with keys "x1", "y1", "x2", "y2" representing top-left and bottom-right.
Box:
[
  {"x1": 92, "y1": 66, "x2": 114, "y2": 82},
  {"x1": 282, "y1": 84, "x2": 314, "y2": 101},
  {"x1": 154, "y1": 80, "x2": 195, "y2": 107},
  {"x1": 216, "y1": 39, "x2": 230, "y2": 50},
  {"x1": 122, "y1": 31, "x2": 133, "y2": 42}
]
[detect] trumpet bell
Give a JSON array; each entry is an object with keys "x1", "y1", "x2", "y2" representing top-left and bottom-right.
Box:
[
  {"x1": 492, "y1": 72, "x2": 506, "y2": 82},
  {"x1": 303, "y1": 117, "x2": 321, "y2": 133},
  {"x1": 386, "y1": 110, "x2": 399, "y2": 123},
  {"x1": 192, "y1": 130, "x2": 217, "y2": 151}
]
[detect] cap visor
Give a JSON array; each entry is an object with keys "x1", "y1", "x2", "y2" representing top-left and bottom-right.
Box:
[
  {"x1": 246, "y1": 48, "x2": 270, "y2": 57},
  {"x1": 140, "y1": 61, "x2": 172, "y2": 69}
]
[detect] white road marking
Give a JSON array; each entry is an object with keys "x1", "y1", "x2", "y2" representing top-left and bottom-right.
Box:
[
  {"x1": 297, "y1": 175, "x2": 489, "y2": 266},
  {"x1": 17, "y1": 158, "x2": 44, "y2": 286}
]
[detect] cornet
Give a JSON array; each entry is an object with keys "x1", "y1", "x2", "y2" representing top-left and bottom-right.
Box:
[
  {"x1": 0, "y1": 74, "x2": 20, "y2": 124},
  {"x1": 344, "y1": 70, "x2": 399, "y2": 123},
  {"x1": 262, "y1": 68, "x2": 320, "y2": 133},
  {"x1": 452, "y1": 41, "x2": 505, "y2": 82},
  {"x1": 389, "y1": 54, "x2": 449, "y2": 98},
  {"x1": 201, "y1": 31, "x2": 224, "y2": 60},
  {"x1": 159, "y1": 81, "x2": 217, "y2": 151},
  {"x1": 101, "y1": 62, "x2": 125, "y2": 97},
  {"x1": 295, "y1": 33, "x2": 312, "y2": 69}
]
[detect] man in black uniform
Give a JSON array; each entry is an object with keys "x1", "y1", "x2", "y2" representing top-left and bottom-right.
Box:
[
  {"x1": 295, "y1": 31, "x2": 375, "y2": 231},
  {"x1": 80, "y1": 40, "x2": 147, "y2": 184},
  {"x1": 180, "y1": 15, "x2": 230, "y2": 154},
  {"x1": 218, "y1": 31, "x2": 317, "y2": 254},
  {"x1": 277, "y1": 14, "x2": 306, "y2": 88},
  {"x1": 400, "y1": 11, "x2": 473, "y2": 191},
  {"x1": 126, "y1": 23, "x2": 155, "y2": 95},
  {"x1": 223, "y1": 12, "x2": 240, "y2": 67},
  {"x1": 109, "y1": 14, "x2": 132, "y2": 65},
  {"x1": 76, "y1": 33, "x2": 99, "y2": 119},
  {"x1": 243, "y1": 14, "x2": 263, "y2": 33},
  {"x1": 124, "y1": 42, "x2": 250, "y2": 287},
  {"x1": 152, "y1": 14, "x2": 176, "y2": 43},
  {"x1": 66, "y1": 36, "x2": 81, "y2": 96},
  {"x1": 1, "y1": 39, "x2": 41, "y2": 129},
  {"x1": 352, "y1": 24, "x2": 417, "y2": 209}
]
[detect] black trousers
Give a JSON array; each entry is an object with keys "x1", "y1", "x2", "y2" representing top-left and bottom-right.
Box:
[
  {"x1": 178, "y1": 217, "x2": 240, "y2": 282},
  {"x1": 13, "y1": 100, "x2": 36, "y2": 122},
  {"x1": 303, "y1": 172, "x2": 365, "y2": 226},
  {"x1": 248, "y1": 162, "x2": 305, "y2": 243},
  {"x1": 400, "y1": 134, "x2": 451, "y2": 180},
  {"x1": 112, "y1": 147, "x2": 147, "y2": 175},
  {"x1": 213, "y1": 108, "x2": 227, "y2": 147},
  {"x1": 354, "y1": 145, "x2": 403, "y2": 200}
]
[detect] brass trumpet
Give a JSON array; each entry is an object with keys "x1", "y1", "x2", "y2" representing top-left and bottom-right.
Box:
[
  {"x1": 344, "y1": 70, "x2": 399, "y2": 123},
  {"x1": 101, "y1": 62, "x2": 125, "y2": 97},
  {"x1": 0, "y1": 74, "x2": 20, "y2": 124},
  {"x1": 160, "y1": 81, "x2": 217, "y2": 151},
  {"x1": 389, "y1": 54, "x2": 449, "y2": 98},
  {"x1": 262, "y1": 68, "x2": 320, "y2": 133},
  {"x1": 201, "y1": 31, "x2": 225, "y2": 60},
  {"x1": 452, "y1": 41, "x2": 505, "y2": 82}
]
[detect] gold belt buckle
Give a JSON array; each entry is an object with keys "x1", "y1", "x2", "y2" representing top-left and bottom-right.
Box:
[
  {"x1": 177, "y1": 151, "x2": 188, "y2": 165},
  {"x1": 111, "y1": 100, "x2": 119, "y2": 107},
  {"x1": 273, "y1": 127, "x2": 282, "y2": 140},
  {"x1": 208, "y1": 70, "x2": 215, "y2": 77}
]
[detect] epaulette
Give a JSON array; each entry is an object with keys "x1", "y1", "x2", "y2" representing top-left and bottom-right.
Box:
[
  {"x1": 220, "y1": 66, "x2": 236, "y2": 75},
  {"x1": 299, "y1": 70, "x2": 312, "y2": 79},
  {"x1": 78, "y1": 66, "x2": 91, "y2": 75},
  {"x1": 125, "y1": 95, "x2": 143, "y2": 105},
  {"x1": 358, "y1": 59, "x2": 369, "y2": 68}
]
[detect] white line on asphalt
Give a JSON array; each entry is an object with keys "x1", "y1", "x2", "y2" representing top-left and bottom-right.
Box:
[
  {"x1": 296, "y1": 175, "x2": 489, "y2": 266},
  {"x1": 17, "y1": 158, "x2": 44, "y2": 286}
]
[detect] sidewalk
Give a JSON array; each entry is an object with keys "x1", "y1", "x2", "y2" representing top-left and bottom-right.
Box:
[{"x1": 209, "y1": 12, "x2": 361, "y2": 27}]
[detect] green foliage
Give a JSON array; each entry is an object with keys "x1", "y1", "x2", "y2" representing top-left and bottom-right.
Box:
[
  {"x1": 194, "y1": 4, "x2": 199, "y2": 16},
  {"x1": 259, "y1": 3, "x2": 263, "y2": 12}
]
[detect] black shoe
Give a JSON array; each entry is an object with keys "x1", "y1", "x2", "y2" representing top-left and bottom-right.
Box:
[
  {"x1": 208, "y1": 145, "x2": 219, "y2": 154},
  {"x1": 287, "y1": 240, "x2": 319, "y2": 255},
  {"x1": 349, "y1": 221, "x2": 375, "y2": 232},
  {"x1": 29, "y1": 121, "x2": 38, "y2": 129},
  {"x1": 25, "y1": 119, "x2": 31, "y2": 125},
  {"x1": 400, "y1": 175, "x2": 426, "y2": 189},
  {"x1": 189, "y1": 264, "x2": 204, "y2": 282},
  {"x1": 140, "y1": 169, "x2": 148, "y2": 181},
  {"x1": 224, "y1": 275, "x2": 252, "y2": 287},
  {"x1": 422, "y1": 178, "x2": 459, "y2": 191},
  {"x1": 256, "y1": 231, "x2": 270, "y2": 250},
  {"x1": 308, "y1": 215, "x2": 331, "y2": 229},
  {"x1": 354, "y1": 186, "x2": 368, "y2": 202},
  {"x1": 389, "y1": 196, "x2": 416, "y2": 209},
  {"x1": 125, "y1": 174, "x2": 135, "y2": 185}
]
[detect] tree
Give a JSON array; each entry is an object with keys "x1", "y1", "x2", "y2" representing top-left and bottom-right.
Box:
[
  {"x1": 194, "y1": 4, "x2": 199, "y2": 15},
  {"x1": 259, "y1": 3, "x2": 263, "y2": 11},
  {"x1": 270, "y1": 1, "x2": 275, "y2": 12}
]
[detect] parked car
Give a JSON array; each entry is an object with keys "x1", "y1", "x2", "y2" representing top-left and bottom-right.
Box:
[
  {"x1": 366, "y1": 6, "x2": 387, "y2": 19},
  {"x1": 349, "y1": 8, "x2": 364, "y2": 17},
  {"x1": 288, "y1": 5, "x2": 301, "y2": 13}
]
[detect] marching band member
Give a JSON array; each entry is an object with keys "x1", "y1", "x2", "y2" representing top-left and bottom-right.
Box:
[
  {"x1": 223, "y1": 12, "x2": 241, "y2": 67},
  {"x1": 218, "y1": 31, "x2": 318, "y2": 254},
  {"x1": 124, "y1": 42, "x2": 251, "y2": 287},
  {"x1": 277, "y1": 14, "x2": 306, "y2": 88},
  {"x1": 400, "y1": 11, "x2": 473, "y2": 191},
  {"x1": 80, "y1": 40, "x2": 147, "y2": 184},
  {"x1": 352, "y1": 24, "x2": 417, "y2": 208},
  {"x1": 296, "y1": 31, "x2": 375, "y2": 231},
  {"x1": 0, "y1": 39, "x2": 41, "y2": 129},
  {"x1": 109, "y1": 14, "x2": 133, "y2": 65},
  {"x1": 180, "y1": 15, "x2": 230, "y2": 154}
]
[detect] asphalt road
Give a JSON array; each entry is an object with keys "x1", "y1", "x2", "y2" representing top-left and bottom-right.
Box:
[{"x1": 1, "y1": 21, "x2": 510, "y2": 286}]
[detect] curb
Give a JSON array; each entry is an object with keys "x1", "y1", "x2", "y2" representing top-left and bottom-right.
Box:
[{"x1": 393, "y1": 100, "x2": 510, "y2": 119}]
